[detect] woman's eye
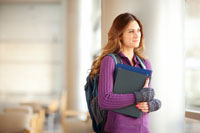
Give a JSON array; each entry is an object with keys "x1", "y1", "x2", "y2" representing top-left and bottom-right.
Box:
[{"x1": 128, "y1": 29, "x2": 140, "y2": 33}]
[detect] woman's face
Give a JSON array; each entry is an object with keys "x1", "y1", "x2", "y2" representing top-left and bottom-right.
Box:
[{"x1": 121, "y1": 20, "x2": 141, "y2": 49}]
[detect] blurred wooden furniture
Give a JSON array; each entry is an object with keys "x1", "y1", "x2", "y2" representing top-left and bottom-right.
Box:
[
  {"x1": 3, "y1": 105, "x2": 37, "y2": 133},
  {"x1": 46, "y1": 99, "x2": 59, "y2": 132},
  {"x1": 0, "y1": 112, "x2": 32, "y2": 133},
  {"x1": 61, "y1": 90, "x2": 89, "y2": 133},
  {"x1": 4, "y1": 105, "x2": 33, "y2": 114},
  {"x1": 20, "y1": 102, "x2": 45, "y2": 133},
  {"x1": 47, "y1": 99, "x2": 59, "y2": 114},
  {"x1": 185, "y1": 109, "x2": 200, "y2": 120},
  {"x1": 185, "y1": 109, "x2": 200, "y2": 133},
  {"x1": 3, "y1": 105, "x2": 40, "y2": 133}
]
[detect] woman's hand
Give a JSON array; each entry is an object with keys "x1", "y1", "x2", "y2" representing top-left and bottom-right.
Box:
[
  {"x1": 135, "y1": 78, "x2": 150, "y2": 112},
  {"x1": 136, "y1": 102, "x2": 149, "y2": 113},
  {"x1": 133, "y1": 77, "x2": 154, "y2": 103}
]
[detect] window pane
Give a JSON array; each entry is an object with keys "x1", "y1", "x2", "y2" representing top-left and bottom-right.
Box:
[
  {"x1": 0, "y1": 3, "x2": 62, "y2": 100},
  {"x1": 185, "y1": 0, "x2": 200, "y2": 108},
  {"x1": 185, "y1": 70, "x2": 200, "y2": 107}
]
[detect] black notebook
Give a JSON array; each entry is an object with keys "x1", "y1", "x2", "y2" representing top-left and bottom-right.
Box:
[{"x1": 112, "y1": 64, "x2": 152, "y2": 118}]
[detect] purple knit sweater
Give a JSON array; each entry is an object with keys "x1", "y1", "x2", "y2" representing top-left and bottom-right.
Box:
[{"x1": 98, "y1": 52, "x2": 152, "y2": 133}]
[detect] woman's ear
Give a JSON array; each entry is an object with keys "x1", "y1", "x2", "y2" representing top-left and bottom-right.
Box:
[
  {"x1": 119, "y1": 34, "x2": 123, "y2": 41},
  {"x1": 119, "y1": 38, "x2": 123, "y2": 43}
]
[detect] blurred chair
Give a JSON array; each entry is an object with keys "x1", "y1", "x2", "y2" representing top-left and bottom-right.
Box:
[
  {"x1": 47, "y1": 99, "x2": 59, "y2": 114},
  {"x1": 0, "y1": 112, "x2": 32, "y2": 133},
  {"x1": 20, "y1": 102, "x2": 43, "y2": 113},
  {"x1": 4, "y1": 105, "x2": 33, "y2": 114},
  {"x1": 20, "y1": 102, "x2": 45, "y2": 133},
  {"x1": 61, "y1": 90, "x2": 90, "y2": 133},
  {"x1": 46, "y1": 99, "x2": 59, "y2": 133},
  {"x1": 3, "y1": 105, "x2": 38, "y2": 133}
]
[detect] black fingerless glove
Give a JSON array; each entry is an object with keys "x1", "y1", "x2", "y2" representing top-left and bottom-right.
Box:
[
  {"x1": 134, "y1": 88, "x2": 155, "y2": 104},
  {"x1": 148, "y1": 99, "x2": 161, "y2": 112}
]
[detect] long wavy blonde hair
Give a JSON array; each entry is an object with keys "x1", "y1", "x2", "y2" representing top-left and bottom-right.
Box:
[{"x1": 90, "y1": 13, "x2": 147, "y2": 79}]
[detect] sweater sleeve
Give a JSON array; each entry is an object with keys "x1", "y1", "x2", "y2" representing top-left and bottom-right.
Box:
[
  {"x1": 98, "y1": 56, "x2": 136, "y2": 110},
  {"x1": 144, "y1": 59, "x2": 152, "y2": 87}
]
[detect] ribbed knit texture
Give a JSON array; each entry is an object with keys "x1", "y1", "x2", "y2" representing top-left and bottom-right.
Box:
[{"x1": 98, "y1": 52, "x2": 153, "y2": 133}]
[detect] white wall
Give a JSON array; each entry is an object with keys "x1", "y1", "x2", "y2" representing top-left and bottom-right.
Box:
[{"x1": 0, "y1": 2, "x2": 64, "y2": 100}]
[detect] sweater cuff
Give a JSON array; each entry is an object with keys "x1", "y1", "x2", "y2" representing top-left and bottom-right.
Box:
[
  {"x1": 134, "y1": 91, "x2": 143, "y2": 104},
  {"x1": 148, "y1": 99, "x2": 161, "y2": 112}
]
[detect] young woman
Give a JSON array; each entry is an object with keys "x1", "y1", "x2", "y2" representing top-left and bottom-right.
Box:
[{"x1": 90, "y1": 13, "x2": 161, "y2": 133}]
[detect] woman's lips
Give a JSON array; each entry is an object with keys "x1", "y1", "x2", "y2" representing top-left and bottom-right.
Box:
[{"x1": 133, "y1": 40, "x2": 139, "y2": 42}]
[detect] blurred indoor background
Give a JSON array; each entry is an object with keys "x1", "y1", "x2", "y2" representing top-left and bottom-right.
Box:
[{"x1": 0, "y1": 0, "x2": 199, "y2": 133}]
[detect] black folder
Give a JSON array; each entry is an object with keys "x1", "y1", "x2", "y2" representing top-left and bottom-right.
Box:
[{"x1": 112, "y1": 64, "x2": 152, "y2": 118}]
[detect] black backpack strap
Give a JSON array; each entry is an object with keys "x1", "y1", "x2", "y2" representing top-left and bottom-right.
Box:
[
  {"x1": 107, "y1": 54, "x2": 122, "y2": 79},
  {"x1": 107, "y1": 53, "x2": 122, "y2": 65},
  {"x1": 113, "y1": 54, "x2": 123, "y2": 64},
  {"x1": 135, "y1": 55, "x2": 146, "y2": 69}
]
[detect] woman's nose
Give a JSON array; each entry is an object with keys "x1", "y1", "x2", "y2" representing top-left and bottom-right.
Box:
[{"x1": 133, "y1": 32, "x2": 139, "y2": 38}]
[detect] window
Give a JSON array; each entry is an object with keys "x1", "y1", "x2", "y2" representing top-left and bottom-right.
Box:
[
  {"x1": 0, "y1": 2, "x2": 63, "y2": 102},
  {"x1": 185, "y1": 0, "x2": 200, "y2": 109}
]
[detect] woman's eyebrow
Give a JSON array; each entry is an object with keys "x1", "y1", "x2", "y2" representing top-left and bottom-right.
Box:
[{"x1": 127, "y1": 28, "x2": 140, "y2": 31}]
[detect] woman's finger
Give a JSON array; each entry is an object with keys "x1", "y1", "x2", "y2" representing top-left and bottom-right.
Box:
[
  {"x1": 136, "y1": 102, "x2": 149, "y2": 110},
  {"x1": 137, "y1": 105, "x2": 148, "y2": 110},
  {"x1": 143, "y1": 78, "x2": 149, "y2": 88},
  {"x1": 142, "y1": 109, "x2": 149, "y2": 113}
]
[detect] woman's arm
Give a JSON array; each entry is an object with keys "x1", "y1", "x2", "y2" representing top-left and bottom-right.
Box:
[{"x1": 98, "y1": 56, "x2": 136, "y2": 110}]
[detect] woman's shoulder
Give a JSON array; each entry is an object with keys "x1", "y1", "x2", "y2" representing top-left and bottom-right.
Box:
[
  {"x1": 101, "y1": 55, "x2": 116, "y2": 66},
  {"x1": 100, "y1": 55, "x2": 115, "y2": 73},
  {"x1": 143, "y1": 58, "x2": 152, "y2": 70},
  {"x1": 101, "y1": 55, "x2": 115, "y2": 65}
]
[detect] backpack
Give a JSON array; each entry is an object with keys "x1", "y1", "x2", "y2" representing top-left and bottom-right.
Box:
[{"x1": 84, "y1": 53, "x2": 146, "y2": 133}]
